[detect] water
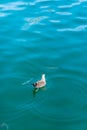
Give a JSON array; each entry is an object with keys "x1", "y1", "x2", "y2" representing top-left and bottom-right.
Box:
[{"x1": 0, "y1": 0, "x2": 87, "y2": 129}]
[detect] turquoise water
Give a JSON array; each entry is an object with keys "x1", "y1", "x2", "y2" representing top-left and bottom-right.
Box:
[{"x1": 0, "y1": 0, "x2": 87, "y2": 129}]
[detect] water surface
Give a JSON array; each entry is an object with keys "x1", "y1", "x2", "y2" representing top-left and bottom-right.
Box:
[{"x1": 0, "y1": 0, "x2": 87, "y2": 130}]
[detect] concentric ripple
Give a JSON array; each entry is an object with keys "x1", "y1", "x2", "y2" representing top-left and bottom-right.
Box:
[{"x1": 32, "y1": 73, "x2": 87, "y2": 122}]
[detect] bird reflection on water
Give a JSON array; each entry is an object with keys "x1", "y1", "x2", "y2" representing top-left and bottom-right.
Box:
[{"x1": 33, "y1": 86, "x2": 46, "y2": 97}]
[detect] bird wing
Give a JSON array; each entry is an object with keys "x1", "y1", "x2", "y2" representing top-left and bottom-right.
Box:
[{"x1": 36, "y1": 80, "x2": 45, "y2": 87}]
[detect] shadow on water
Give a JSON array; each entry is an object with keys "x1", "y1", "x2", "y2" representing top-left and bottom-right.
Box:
[{"x1": 33, "y1": 86, "x2": 46, "y2": 97}]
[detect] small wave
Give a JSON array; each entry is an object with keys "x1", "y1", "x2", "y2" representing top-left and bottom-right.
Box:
[
  {"x1": 58, "y1": 3, "x2": 80, "y2": 9},
  {"x1": 77, "y1": 17, "x2": 87, "y2": 20},
  {"x1": 29, "y1": 0, "x2": 51, "y2": 5},
  {"x1": 58, "y1": 0, "x2": 87, "y2": 9},
  {"x1": 41, "y1": 9, "x2": 55, "y2": 13},
  {"x1": 21, "y1": 16, "x2": 48, "y2": 30},
  {"x1": 0, "y1": 12, "x2": 11, "y2": 17},
  {"x1": 49, "y1": 20, "x2": 60, "y2": 23},
  {"x1": 0, "y1": 1, "x2": 26, "y2": 11},
  {"x1": 56, "y1": 11, "x2": 72, "y2": 15},
  {"x1": 57, "y1": 25, "x2": 87, "y2": 32}
]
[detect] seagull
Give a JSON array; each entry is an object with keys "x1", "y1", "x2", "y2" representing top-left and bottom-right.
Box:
[{"x1": 32, "y1": 74, "x2": 46, "y2": 88}]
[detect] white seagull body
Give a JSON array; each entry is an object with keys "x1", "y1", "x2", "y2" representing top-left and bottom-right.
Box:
[{"x1": 32, "y1": 74, "x2": 46, "y2": 88}]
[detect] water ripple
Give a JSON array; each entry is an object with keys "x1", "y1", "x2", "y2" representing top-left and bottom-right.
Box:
[
  {"x1": 77, "y1": 17, "x2": 87, "y2": 20},
  {"x1": 56, "y1": 11, "x2": 72, "y2": 15},
  {"x1": 58, "y1": 0, "x2": 87, "y2": 8},
  {"x1": 49, "y1": 20, "x2": 60, "y2": 23},
  {"x1": 21, "y1": 16, "x2": 48, "y2": 30},
  {"x1": 57, "y1": 25, "x2": 87, "y2": 32},
  {"x1": 0, "y1": 12, "x2": 11, "y2": 17},
  {"x1": 0, "y1": 1, "x2": 26, "y2": 11},
  {"x1": 32, "y1": 75, "x2": 87, "y2": 122},
  {"x1": 29, "y1": 0, "x2": 52, "y2": 5}
]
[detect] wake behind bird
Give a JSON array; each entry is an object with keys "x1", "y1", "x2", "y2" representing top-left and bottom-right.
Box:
[{"x1": 22, "y1": 78, "x2": 34, "y2": 86}]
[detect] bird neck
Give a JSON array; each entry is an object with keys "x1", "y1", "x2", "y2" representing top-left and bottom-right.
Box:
[{"x1": 42, "y1": 75, "x2": 45, "y2": 82}]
